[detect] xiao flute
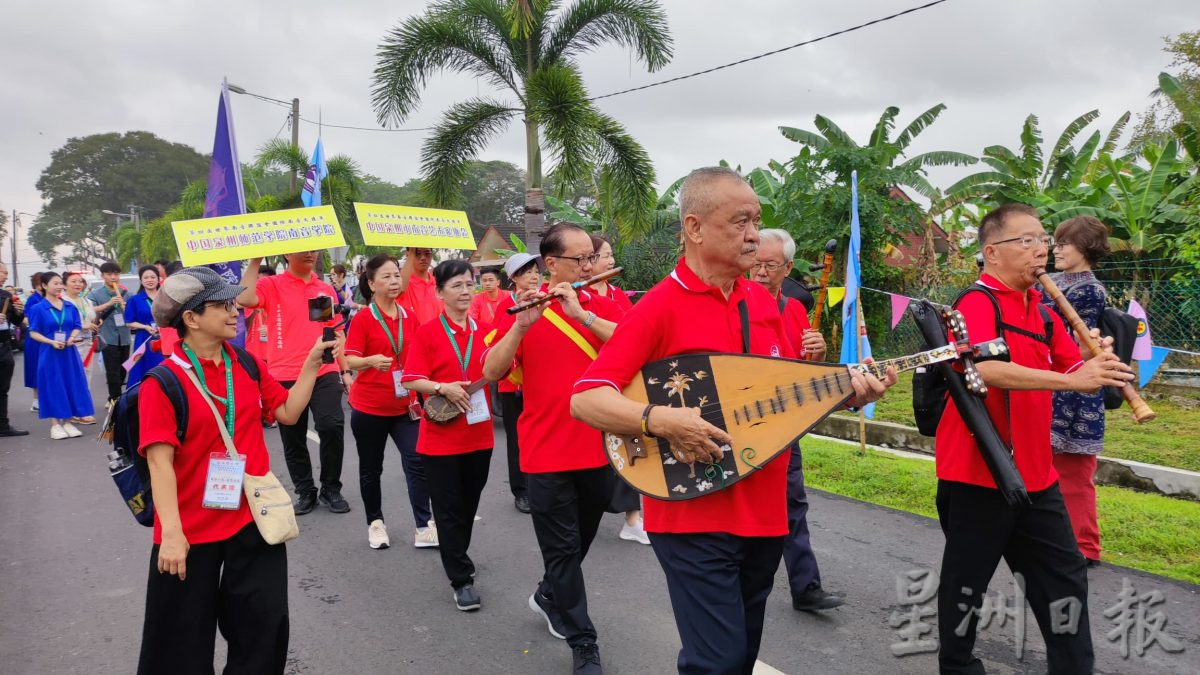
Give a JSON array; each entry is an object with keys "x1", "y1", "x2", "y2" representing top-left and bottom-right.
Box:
[
  {"x1": 1037, "y1": 271, "x2": 1155, "y2": 423},
  {"x1": 806, "y1": 239, "x2": 837, "y2": 360},
  {"x1": 506, "y1": 267, "x2": 622, "y2": 315}
]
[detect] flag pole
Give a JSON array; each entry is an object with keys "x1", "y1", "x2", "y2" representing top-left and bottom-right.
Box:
[{"x1": 856, "y1": 293, "x2": 867, "y2": 456}]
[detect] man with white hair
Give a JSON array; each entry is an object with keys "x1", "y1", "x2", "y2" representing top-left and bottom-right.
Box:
[
  {"x1": 752, "y1": 228, "x2": 844, "y2": 612},
  {"x1": 571, "y1": 167, "x2": 895, "y2": 674}
]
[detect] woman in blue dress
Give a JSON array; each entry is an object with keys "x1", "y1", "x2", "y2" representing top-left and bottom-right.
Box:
[
  {"x1": 23, "y1": 272, "x2": 46, "y2": 410},
  {"x1": 125, "y1": 265, "x2": 165, "y2": 386},
  {"x1": 27, "y1": 272, "x2": 93, "y2": 440},
  {"x1": 1040, "y1": 215, "x2": 1110, "y2": 566}
]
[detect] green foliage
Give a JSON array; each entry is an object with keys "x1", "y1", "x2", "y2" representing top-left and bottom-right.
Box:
[
  {"x1": 1131, "y1": 31, "x2": 1200, "y2": 150},
  {"x1": 30, "y1": 131, "x2": 209, "y2": 266}
]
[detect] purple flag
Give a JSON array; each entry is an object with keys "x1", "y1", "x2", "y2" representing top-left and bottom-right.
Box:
[{"x1": 203, "y1": 79, "x2": 247, "y2": 345}]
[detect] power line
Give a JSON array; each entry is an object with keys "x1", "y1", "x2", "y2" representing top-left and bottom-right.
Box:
[
  {"x1": 298, "y1": 116, "x2": 431, "y2": 133},
  {"x1": 588, "y1": 0, "x2": 952, "y2": 102}
]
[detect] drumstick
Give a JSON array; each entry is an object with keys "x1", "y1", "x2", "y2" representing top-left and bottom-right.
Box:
[
  {"x1": 1037, "y1": 271, "x2": 1155, "y2": 423},
  {"x1": 505, "y1": 267, "x2": 623, "y2": 315}
]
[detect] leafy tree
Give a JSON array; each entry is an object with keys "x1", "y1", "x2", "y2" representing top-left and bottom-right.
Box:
[
  {"x1": 29, "y1": 131, "x2": 209, "y2": 266},
  {"x1": 1131, "y1": 31, "x2": 1200, "y2": 150},
  {"x1": 370, "y1": 0, "x2": 673, "y2": 247}
]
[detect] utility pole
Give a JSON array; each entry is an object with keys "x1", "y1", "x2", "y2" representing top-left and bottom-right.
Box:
[
  {"x1": 9, "y1": 210, "x2": 16, "y2": 286},
  {"x1": 290, "y1": 97, "x2": 301, "y2": 193}
]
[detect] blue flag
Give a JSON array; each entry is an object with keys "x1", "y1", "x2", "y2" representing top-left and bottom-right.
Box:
[
  {"x1": 1137, "y1": 346, "x2": 1171, "y2": 389},
  {"x1": 203, "y1": 79, "x2": 247, "y2": 344},
  {"x1": 301, "y1": 137, "x2": 328, "y2": 208},
  {"x1": 839, "y1": 170, "x2": 874, "y2": 418}
]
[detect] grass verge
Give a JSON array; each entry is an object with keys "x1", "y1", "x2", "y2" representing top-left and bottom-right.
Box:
[{"x1": 802, "y1": 437, "x2": 1200, "y2": 586}]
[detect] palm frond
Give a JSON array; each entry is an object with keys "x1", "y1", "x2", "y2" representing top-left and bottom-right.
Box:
[
  {"x1": 1019, "y1": 114, "x2": 1043, "y2": 179},
  {"x1": 900, "y1": 151, "x2": 977, "y2": 169},
  {"x1": 528, "y1": 64, "x2": 595, "y2": 193},
  {"x1": 420, "y1": 98, "x2": 517, "y2": 207},
  {"x1": 1100, "y1": 111, "x2": 1132, "y2": 156},
  {"x1": 255, "y1": 139, "x2": 308, "y2": 178},
  {"x1": 372, "y1": 12, "x2": 519, "y2": 126},
  {"x1": 437, "y1": 0, "x2": 525, "y2": 79},
  {"x1": 895, "y1": 103, "x2": 947, "y2": 152},
  {"x1": 778, "y1": 126, "x2": 829, "y2": 149},
  {"x1": 1137, "y1": 139, "x2": 1177, "y2": 219},
  {"x1": 1064, "y1": 131, "x2": 1101, "y2": 187},
  {"x1": 591, "y1": 112, "x2": 656, "y2": 239},
  {"x1": 813, "y1": 115, "x2": 857, "y2": 148},
  {"x1": 982, "y1": 144, "x2": 1025, "y2": 176},
  {"x1": 941, "y1": 171, "x2": 1010, "y2": 205},
  {"x1": 868, "y1": 106, "x2": 899, "y2": 149},
  {"x1": 656, "y1": 175, "x2": 685, "y2": 210},
  {"x1": 1042, "y1": 109, "x2": 1099, "y2": 186},
  {"x1": 543, "y1": 0, "x2": 673, "y2": 71}
]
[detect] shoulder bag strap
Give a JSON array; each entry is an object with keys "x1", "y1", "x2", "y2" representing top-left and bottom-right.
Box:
[
  {"x1": 179, "y1": 365, "x2": 241, "y2": 462},
  {"x1": 738, "y1": 299, "x2": 750, "y2": 355},
  {"x1": 543, "y1": 307, "x2": 599, "y2": 360}
]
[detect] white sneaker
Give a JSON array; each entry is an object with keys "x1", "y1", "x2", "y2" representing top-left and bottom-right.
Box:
[
  {"x1": 619, "y1": 520, "x2": 651, "y2": 546},
  {"x1": 368, "y1": 519, "x2": 390, "y2": 549},
  {"x1": 414, "y1": 526, "x2": 439, "y2": 549},
  {"x1": 31, "y1": 399, "x2": 39, "y2": 412},
  {"x1": 50, "y1": 424, "x2": 68, "y2": 440},
  {"x1": 63, "y1": 423, "x2": 83, "y2": 438}
]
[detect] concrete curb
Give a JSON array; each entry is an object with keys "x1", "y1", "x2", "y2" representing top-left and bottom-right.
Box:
[{"x1": 816, "y1": 415, "x2": 1200, "y2": 501}]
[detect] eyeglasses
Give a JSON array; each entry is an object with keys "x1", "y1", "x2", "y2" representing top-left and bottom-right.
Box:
[
  {"x1": 547, "y1": 254, "x2": 600, "y2": 266},
  {"x1": 992, "y1": 235, "x2": 1054, "y2": 250},
  {"x1": 202, "y1": 299, "x2": 239, "y2": 312},
  {"x1": 751, "y1": 261, "x2": 788, "y2": 272}
]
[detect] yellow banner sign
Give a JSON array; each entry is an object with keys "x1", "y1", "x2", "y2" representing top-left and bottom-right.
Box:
[
  {"x1": 172, "y1": 206, "x2": 346, "y2": 266},
  {"x1": 353, "y1": 203, "x2": 477, "y2": 250}
]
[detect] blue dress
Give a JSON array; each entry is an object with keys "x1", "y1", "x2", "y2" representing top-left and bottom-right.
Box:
[
  {"x1": 23, "y1": 293, "x2": 44, "y2": 389},
  {"x1": 1041, "y1": 271, "x2": 1107, "y2": 455},
  {"x1": 124, "y1": 291, "x2": 164, "y2": 385},
  {"x1": 29, "y1": 300, "x2": 94, "y2": 420}
]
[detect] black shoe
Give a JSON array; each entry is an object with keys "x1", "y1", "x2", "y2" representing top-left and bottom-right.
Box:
[
  {"x1": 528, "y1": 590, "x2": 568, "y2": 640},
  {"x1": 792, "y1": 585, "x2": 845, "y2": 611},
  {"x1": 572, "y1": 644, "x2": 602, "y2": 675},
  {"x1": 454, "y1": 584, "x2": 481, "y2": 611},
  {"x1": 1086, "y1": 558, "x2": 1102, "y2": 568},
  {"x1": 294, "y1": 491, "x2": 318, "y2": 516},
  {"x1": 514, "y1": 495, "x2": 531, "y2": 514},
  {"x1": 319, "y1": 489, "x2": 351, "y2": 513},
  {"x1": 0, "y1": 427, "x2": 29, "y2": 437}
]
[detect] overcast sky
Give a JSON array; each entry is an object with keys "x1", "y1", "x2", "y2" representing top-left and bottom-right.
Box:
[{"x1": 1, "y1": 0, "x2": 1195, "y2": 271}]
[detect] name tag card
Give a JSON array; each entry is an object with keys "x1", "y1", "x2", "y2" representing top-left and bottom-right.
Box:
[
  {"x1": 392, "y1": 370, "x2": 409, "y2": 398},
  {"x1": 202, "y1": 453, "x2": 246, "y2": 510},
  {"x1": 114, "y1": 313, "x2": 125, "y2": 327},
  {"x1": 465, "y1": 389, "x2": 490, "y2": 425},
  {"x1": 54, "y1": 331, "x2": 67, "y2": 343}
]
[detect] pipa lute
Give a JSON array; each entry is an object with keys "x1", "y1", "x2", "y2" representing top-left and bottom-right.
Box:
[{"x1": 604, "y1": 340, "x2": 1008, "y2": 501}]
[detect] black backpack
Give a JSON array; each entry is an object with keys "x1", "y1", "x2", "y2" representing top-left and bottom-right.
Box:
[
  {"x1": 912, "y1": 285, "x2": 1055, "y2": 437},
  {"x1": 103, "y1": 346, "x2": 261, "y2": 526},
  {"x1": 1057, "y1": 279, "x2": 1137, "y2": 410}
]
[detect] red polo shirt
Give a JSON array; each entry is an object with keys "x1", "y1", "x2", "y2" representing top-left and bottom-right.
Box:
[
  {"x1": 399, "y1": 272, "x2": 443, "y2": 326},
  {"x1": 573, "y1": 259, "x2": 795, "y2": 537},
  {"x1": 485, "y1": 286, "x2": 621, "y2": 473},
  {"x1": 599, "y1": 282, "x2": 633, "y2": 315},
  {"x1": 936, "y1": 274, "x2": 1085, "y2": 492},
  {"x1": 469, "y1": 290, "x2": 505, "y2": 331},
  {"x1": 346, "y1": 304, "x2": 419, "y2": 416},
  {"x1": 249, "y1": 272, "x2": 340, "y2": 381},
  {"x1": 776, "y1": 294, "x2": 811, "y2": 358},
  {"x1": 402, "y1": 313, "x2": 493, "y2": 456},
  {"x1": 485, "y1": 292, "x2": 522, "y2": 394},
  {"x1": 138, "y1": 344, "x2": 289, "y2": 545}
]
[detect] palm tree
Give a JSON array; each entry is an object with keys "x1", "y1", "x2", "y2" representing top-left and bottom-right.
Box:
[
  {"x1": 779, "y1": 104, "x2": 977, "y2": 200},
  {"x1": 370, "y1": 0, "x2": 673, "y2": 248}
]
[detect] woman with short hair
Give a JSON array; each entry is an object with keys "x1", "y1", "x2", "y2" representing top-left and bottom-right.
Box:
[{"x1": 402, "y1": 259, "x2": 494, "y2": 611}]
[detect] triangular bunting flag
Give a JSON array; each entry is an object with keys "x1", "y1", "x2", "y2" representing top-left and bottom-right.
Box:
[
  {"x1": 1137, "y1": 346, "x2": 1171, "y2": 389},
  {"x1": 890, "y1": 293, "x2": 911, "y2": 330},
  {"x1": 827, "y1": 287, "x2": 845, "y2": 308},
  {"x1": 1127, "y1": 299, "x2": 1153, "y2": 361}
]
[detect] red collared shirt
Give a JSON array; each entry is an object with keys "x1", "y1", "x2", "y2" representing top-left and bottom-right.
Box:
[
  {"x1": 936, "y1": 273, "x2": 1085, "y2": 492},
  {"x1": 485, "y1": 292, "x2": 521, "y2": 394},
  {"x1": 469, "y1": 290, "x2": 505, "y2": 331},
  {"x1": 485, "y1": 285, "x2": 621, "y2": 473},
  {"x1": 346, "y1": 304, "x2": 419, "y2": 416},
  {"x1": 573, "y1": 259, "x2": 795, "y2": 537},
  {"x1": 399, "y1": 273, "x2": 443, "y2": 326},
  {"x1": 598, "y1": 282, "x2": 633, "y2": 315},
  {"x1": 249, "y1": 272, "x2": 341, "y2": 381},
  {"x1": 402, "y1": 312, "x2": 493, "y2": 456},
  {"x1": 775, "y1": 293, "x2": 811, "y2": 358},
  {"x1": 138, "y1": 344, "x2": 289, "y2": 545}
]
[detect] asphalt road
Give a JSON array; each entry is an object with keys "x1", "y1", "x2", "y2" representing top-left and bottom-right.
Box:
[{"x1": 1, "y1": 356, "x2": 1197, "y2": 674}]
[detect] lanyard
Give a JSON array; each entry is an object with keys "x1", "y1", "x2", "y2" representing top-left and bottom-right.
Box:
[
  {"x1": 439, "y1": 314, "x2": 474, "y2": 380},
  {"x1": 182, "y1": 343, "x2": 235, "y2": 438},
  {"x1": 370, "y1": 302, "x2": 404, "y2": 360},
  {"x1": 48, "y1": 303, "x2": 67, "y2": 331}
]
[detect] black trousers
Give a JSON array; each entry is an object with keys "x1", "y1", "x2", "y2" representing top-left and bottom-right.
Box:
[
  {"x1": 782, "y1": 443, "x2": 821, "y2": 595},
  {"x1": 423, "y1": 448, "x2": 492, "y2": 589},
  {"x1": 349, "y1": 409, "x2": 430, "y2": 528},
  {"x1": 0, "y1": 342, "x2": 14, "y2": 429},
  {"x1": 137, "y1": 523, "x2": 288, "y2": 675},
  {"x1": 937, "y1": 480, "x2": 1093, "y2": 675},
  {"x1": 498, "y1": 392, "x2": 526, "y2": 498},
  {"x1": 101, "y1": 343, "x2": 130, "y2": 403},
  {"x1": 527, "y1": 465, "x2": 614, "y2": 648},
  {"x1": 278, "y1": 373, "x2": 345, "y2": 496},
  {"x1": 649, "y1": 532, "x2": 785, "y2": 675}
]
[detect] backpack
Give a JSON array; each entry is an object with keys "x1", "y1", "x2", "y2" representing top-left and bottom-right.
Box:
[
  {"x1": 103, "y1": 345, "x2": 261, "y2": 526},
  {"x1": 912, "y1": 284, "x2": 1055, "y2": 437},
  {"x1": 1057, "y1": 278, "x2": 1137, "y2": 410}
]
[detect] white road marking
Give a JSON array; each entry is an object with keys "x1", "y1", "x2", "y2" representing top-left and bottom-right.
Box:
[{"x1": 753, "y1": 660, "x2": 787, "y2": 675}]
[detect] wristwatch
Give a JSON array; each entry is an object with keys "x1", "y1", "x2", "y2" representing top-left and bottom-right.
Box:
[
  {"x1": 434, "y1": 383, "x2": 442, "y2": 394},
  {"x1": 582, "y1": 311, "x2": 597, "y2": 328}
]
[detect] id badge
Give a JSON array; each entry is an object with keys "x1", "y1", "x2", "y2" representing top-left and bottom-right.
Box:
[
  {"x1": 0, "y1": 317, "x2": 8, "y2": 331},
  {"x1": 258, "y1": 325, "x2": 268, "y2": 343},
  {"x1": 203, "y1": 453, "x2": 246, "y2": 510},
  {"x1": 465, "y1": 389, "x2": 490, "y2": 425},
  {"x1": 149, "y1": 322, "x2": 157, "y2": 332},
  {"x1": 54, "y1": 331, "x2": 67, "y2": 343},
  {"x1": 392, "y1": 370, "x2": 409, "y2": 398},
  {"x1": 114, "y1": 313, "x2": 125, "y2": 327}
]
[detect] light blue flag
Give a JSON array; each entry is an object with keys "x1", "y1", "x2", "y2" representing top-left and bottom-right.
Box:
[
  {"x1": 838, "y1": 170, "x2": 875, "y2": 418},
  {"x1": 1137, "y1": 346, "x2": 1171, "y2": 389},
  {"x1": 301, "y1": 137, "x2": 329, "y2": 208}
]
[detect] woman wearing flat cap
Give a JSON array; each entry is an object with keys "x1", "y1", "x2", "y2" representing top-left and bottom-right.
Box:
[{"x1": 136, "y1": 266, "x2": 337, "y2": 675}]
